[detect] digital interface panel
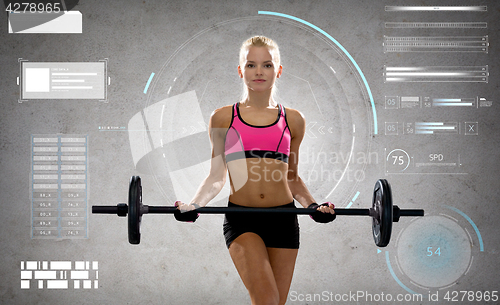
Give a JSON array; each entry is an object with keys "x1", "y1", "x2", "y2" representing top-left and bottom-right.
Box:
[
  {"x1": 31, "y1": 135, "x2": 88, "y2": 239},
  {"x1": 20, "y1": 61, "x2": 108, "y2": 101}
]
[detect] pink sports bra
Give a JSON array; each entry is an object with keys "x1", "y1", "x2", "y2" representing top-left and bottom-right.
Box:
[{"x1": 225, "y1": 102, "x2": 292, "y2": 163}]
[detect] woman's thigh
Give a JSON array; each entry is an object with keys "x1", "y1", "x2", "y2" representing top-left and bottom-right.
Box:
[
  {"x1": 228, "y1": 232, "x2": 280, "y2": 304},
  {"x1": 268, "y1": 247, "x2": 298, "y2": 305}
]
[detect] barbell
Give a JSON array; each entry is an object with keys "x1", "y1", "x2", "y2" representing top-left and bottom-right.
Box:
[{"x1": 92, "y1": 176, "x2": 424, "y2": 246}]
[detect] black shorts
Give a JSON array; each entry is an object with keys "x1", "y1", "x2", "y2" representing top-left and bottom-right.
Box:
[{"x1": 223, "y1": 201, "x2": 300, "y2": 249}]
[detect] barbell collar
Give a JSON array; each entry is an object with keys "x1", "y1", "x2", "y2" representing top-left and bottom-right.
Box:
[
  {"x1": 399, "y1": 209, "x2": 424, "y2": 217},
  {"x1": 117, "y1": 203, "x2": 128, "y2": 217},
  {"x1": 92, "y1": 205, "x2": 120, "y2": 214},
  {"x1": 393, "y1": 205, "x2": 400, "y2": 222}
]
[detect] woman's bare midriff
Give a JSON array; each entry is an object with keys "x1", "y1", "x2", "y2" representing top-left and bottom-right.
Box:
[{"x1": 227, "y1": 158, "x2": 294, "y2": 207}]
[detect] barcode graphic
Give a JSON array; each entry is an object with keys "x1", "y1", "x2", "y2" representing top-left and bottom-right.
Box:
[{"x1": 20, "y1": 261, "x2": 98, "y2": 289}]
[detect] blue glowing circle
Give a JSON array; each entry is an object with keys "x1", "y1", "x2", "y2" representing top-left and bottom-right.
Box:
[{"x1": 396, "y1": 216, "x2": 472, "y2": 288}]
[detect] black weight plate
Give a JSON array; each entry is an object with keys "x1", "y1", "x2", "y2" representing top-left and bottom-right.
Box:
[
  {"x1": 372, "y1": 179, "x2": 393, "y2": 247},
  {"x1": 128, "y1": 176, "x2": 142, "y2": 244}
]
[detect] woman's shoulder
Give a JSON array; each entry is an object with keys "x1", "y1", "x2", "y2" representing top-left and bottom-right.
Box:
[
  {"x1": 210, "y1": 104, "x2": 234, "y2": 129},
  {"x1": 281, "y1": 105, "x2": 306, "y2": 138},
  {"x1": 282, "y1": 105, "x2": 305, "y2": 124}
]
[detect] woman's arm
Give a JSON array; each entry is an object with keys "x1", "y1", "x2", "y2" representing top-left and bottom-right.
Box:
[
  {"x1": 286, "y1": 109, "x2": 316, "y2": 208},
  {"x1": 287, "y1": 108, "x2": 335, "y2": 215},
  {"x1": 179, "y1": 106, "x2": 231, "y2": 209}
]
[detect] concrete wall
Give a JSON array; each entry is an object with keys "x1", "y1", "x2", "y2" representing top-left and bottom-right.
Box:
[{"x1": 1, "y1": 0, "x2": 499, "y2": 304}]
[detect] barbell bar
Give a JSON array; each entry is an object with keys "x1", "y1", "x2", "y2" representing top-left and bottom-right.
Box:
[{"x1": 92, "y1": 176, "x2": 424, "y2": 246}]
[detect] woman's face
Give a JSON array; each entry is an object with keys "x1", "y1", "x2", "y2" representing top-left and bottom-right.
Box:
[{"x1": 238, "y1": 46, "x2": 282, "y2": 94}]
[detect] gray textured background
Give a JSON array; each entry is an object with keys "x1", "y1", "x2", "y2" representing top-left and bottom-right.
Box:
[{"x1": 1, "y1": 0, "x2": 499, "y2": 304}]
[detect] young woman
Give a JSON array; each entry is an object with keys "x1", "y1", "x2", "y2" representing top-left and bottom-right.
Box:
[{"x1": 175, "y1": 36, "x2": 336, "y2": 305}]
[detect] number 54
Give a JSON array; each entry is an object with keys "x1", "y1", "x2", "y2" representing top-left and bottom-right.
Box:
[{"x1": 427, "y1": 247, "x2": 441, "y2": 256}]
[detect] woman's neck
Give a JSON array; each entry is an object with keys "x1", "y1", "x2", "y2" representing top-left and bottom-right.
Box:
[{"x1": 243, "y1": 89, "x2": 276, "y2": 109}]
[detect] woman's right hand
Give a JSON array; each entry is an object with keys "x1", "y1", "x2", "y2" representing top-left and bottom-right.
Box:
[
  {"x1": 307, "y1": 202, "x2": 336, "y2": 223},
  {"x1": 174, "y1": 201, "x2": 200, "y2": 222}
]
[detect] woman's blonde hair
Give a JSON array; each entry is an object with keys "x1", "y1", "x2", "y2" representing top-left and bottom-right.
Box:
[{"x1": 239, "y1": 36, "x2": 281, "y2": 106}]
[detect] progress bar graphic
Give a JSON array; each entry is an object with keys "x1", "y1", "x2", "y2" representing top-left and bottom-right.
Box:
[
  {"x1": 414, "y1": 122, "x2": 458, "y2": 135},
  {"x1": 385, "y1": 96, "x2": 492, "y2": 109},
  {"x1": 384, "y1": 36, "x2": 488, "y2": 53},
  {"x1": 432, "y1": 98, "x2": 476, "y2": 107},
  {"x1": 384, "y1": 66, "x2": 488, "y2": 83},
  {"x1": 385, "y1": 6, "x2": 487, "y2": 12},
  {"x1": 386, "y1": 122, "x2": 478, "y2": 136},
  {"x1": 385, "y1": 22, "x2": 487, "y2": 29}
]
